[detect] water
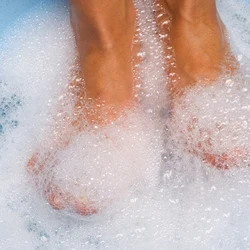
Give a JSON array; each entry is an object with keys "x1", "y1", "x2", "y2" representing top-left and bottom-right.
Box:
[{"x1": 0, "y1": 0, "x2": 250, "y2": 249}]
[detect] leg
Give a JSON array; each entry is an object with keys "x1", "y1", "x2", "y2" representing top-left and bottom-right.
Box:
[
  {"x1": 69, "y1": 0, "x2": 136, "y2": 124},
  {"x1": 165, "y1": 0, "x2": 237, "y2": 97}
]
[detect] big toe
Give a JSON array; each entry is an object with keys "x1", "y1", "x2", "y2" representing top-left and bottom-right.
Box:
[{"x1": 47, "y1": 192, "x2": 65, "y2": 210}]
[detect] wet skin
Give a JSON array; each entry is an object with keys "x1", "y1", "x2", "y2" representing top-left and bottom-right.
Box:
[{"x1": 27, "y1": 0, "x2": 237, "y2": 214}]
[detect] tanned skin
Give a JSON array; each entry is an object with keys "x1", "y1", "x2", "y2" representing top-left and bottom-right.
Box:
[{"x1": 27, "y1": 0, "x2": 237, "y2": 214}]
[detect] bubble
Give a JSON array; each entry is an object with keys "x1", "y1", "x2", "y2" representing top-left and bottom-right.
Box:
[{"x1": 1, "y1": 0, "x2": 250, "y2": 249}]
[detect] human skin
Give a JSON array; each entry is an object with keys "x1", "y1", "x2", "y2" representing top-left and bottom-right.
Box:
[
  {"x1": 69, "y1": 0, "x2": 137, "y2": 124},
  {"x1": 27, "y1": 0, "x2": 237, "y2": 214},
  {"x1": 164, "y1": 0, "x2": 237, "y2": 97},
  {"x1": 27, "y1": 0, "x2": 137, "y2": 214},
  {"x1": 163, "y1": 0, "x2": 238, "y2": 168}
]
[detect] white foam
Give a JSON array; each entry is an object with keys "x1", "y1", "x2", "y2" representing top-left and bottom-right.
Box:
[{"x1": 1, "y1": 0, "x2": 250, "y2": 249}]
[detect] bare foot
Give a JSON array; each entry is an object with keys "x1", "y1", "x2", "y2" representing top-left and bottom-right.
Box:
[
  {"x1": 27, "y1": 0, "x2": 138, "y2": 215},
  {"x1": 164, "y1": 0, "x2": 238, "y2": 98},
  {"x1": 160, "y1": 0, "x2": 241, "y2": 168},
  {"x1": 69, "y1": 0, "x2": 137, "y2": 125}
]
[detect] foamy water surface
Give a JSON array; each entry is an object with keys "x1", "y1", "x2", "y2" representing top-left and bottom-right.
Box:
[{"x1": 1, "y1": 0, "x2": 250, "y2": 249}]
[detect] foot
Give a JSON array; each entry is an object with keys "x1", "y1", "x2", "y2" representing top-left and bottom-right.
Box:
[{"x1": 27, "y1": 0, "x2": 138, "y2": 215}]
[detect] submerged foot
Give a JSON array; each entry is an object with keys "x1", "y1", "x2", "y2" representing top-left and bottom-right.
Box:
[
  {"x1": 164, "y1": 0, "x2": 238, "y2": 98},
  {"x1": 27, "y1": 0, "x2": 139, "y2": 215}
]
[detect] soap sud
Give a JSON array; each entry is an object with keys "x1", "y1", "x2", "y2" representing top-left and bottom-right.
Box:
[
  {"x1": 167, "y1": 74, "x2": 250, "y2": 169},
  {"x1": 1, "y1": 0, "x2": 250, "y2": 249},
  {"x1": 37, "y1": 111, "x2": 163, "y2": 218}
]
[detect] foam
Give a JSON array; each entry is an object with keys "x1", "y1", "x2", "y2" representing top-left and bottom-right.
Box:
[{"x1": 1, "y1": 0, "x2": 250, "y2": 249}]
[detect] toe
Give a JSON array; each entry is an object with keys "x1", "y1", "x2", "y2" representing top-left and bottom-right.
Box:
[
  {"x1": 47, "y1": 192, "x2": 65, "y2": 210},
  {"x1": 74, "y1": 200, "x2": 98, "y2": 216}
]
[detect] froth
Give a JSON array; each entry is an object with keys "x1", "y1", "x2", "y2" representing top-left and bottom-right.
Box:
[{"x1": 1, "y1": 0, "x2": 250, "y2": 249}]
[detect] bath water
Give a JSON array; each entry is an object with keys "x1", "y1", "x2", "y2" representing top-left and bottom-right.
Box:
[{"x1": 1, "y1": 0, "x2": 250, "y2": 249}]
